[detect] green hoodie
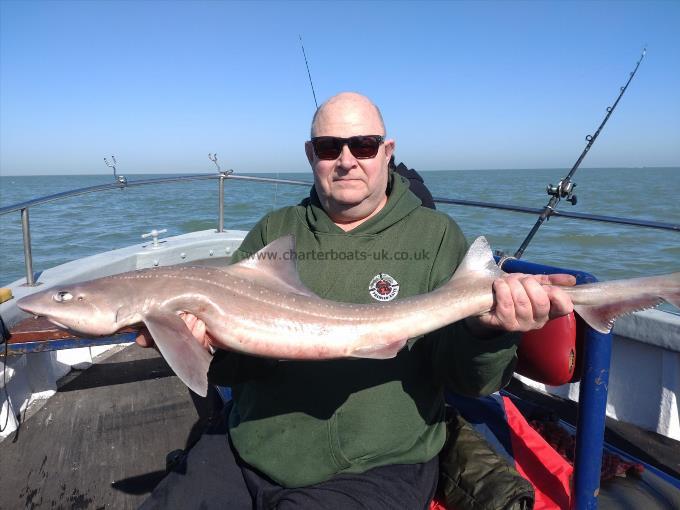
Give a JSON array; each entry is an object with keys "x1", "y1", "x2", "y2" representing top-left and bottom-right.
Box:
[{"x1": 209, "y1": 173, "x2": 519, "y2": 487}]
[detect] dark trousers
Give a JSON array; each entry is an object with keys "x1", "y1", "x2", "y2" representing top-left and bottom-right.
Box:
[{"x1": 139, "y1": 410, "x2": 438, "y2": 510}]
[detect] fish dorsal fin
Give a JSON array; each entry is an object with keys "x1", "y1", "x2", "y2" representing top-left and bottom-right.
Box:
[
  {"x1": 451, "y1": 236, "x2": 504, "y2": 280},
  {"x1": 227, "y1": 235, "x2": 315, "y2": 297}
]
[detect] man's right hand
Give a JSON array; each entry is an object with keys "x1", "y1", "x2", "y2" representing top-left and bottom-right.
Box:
[{"x1": 135, "y1": 312, "x2": 213, "y2": 351}]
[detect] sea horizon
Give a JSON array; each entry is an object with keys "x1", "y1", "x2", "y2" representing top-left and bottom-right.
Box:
[
  {"x1": 1, "y1": 165, "x2": 678, "y2": 178},
  {"x1": 1, "y1": 168, "x2": 679, "y2": 297}
]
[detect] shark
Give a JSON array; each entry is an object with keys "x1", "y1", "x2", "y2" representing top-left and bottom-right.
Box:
[{"x1": 16, "y1": 236, "x2": 680, "y2": 396}]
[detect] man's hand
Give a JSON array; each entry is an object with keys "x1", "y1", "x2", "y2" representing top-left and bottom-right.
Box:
[
  {"x1": 135, "y1": 312, "x2": 213, "y2": 351},
  {"x1": 465, "y1": 273, "x2": 576, "y2": 336}
]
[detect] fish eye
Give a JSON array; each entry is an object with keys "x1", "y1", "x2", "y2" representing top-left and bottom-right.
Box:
[{"x1": 53, "y1": 291, "x2": 73, "y2": 302}]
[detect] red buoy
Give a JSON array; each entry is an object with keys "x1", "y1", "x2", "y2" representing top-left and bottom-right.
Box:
[{"x1": 516, "y1": 313, "x2": 581, "y2": 386}]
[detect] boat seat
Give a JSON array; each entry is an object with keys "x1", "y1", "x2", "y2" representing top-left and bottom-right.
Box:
[{"x1": 4, "y1": 316, "x2": 138, "y2": 355}]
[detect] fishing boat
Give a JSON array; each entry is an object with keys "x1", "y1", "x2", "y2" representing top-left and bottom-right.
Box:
[
  {"x1": 0, "y1": 164, "x2": 678, "y2": 509},
  {"x1": 2, "y1": 43, "x2": 679, "y2": 510}
]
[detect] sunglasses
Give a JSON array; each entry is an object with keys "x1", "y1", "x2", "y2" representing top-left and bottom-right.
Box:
[{"x1": 310, "y1": 135, "x2": 385, "y2": 160}]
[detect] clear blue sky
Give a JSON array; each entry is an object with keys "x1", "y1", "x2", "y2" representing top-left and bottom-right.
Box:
[{"x1": 1, "y1": 0, "x2": 678, "y2": 175}]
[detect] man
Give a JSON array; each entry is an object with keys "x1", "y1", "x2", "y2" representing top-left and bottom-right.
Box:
[{"x1": 139, "y1": 92, "x2": 574, "y2": 509}]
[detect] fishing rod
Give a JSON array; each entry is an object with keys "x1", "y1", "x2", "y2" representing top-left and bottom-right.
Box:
[
  {"x1": 299, "y1": 35, "x2": 318, "y2": 109},
  {"x1": 513, "y1": 48, "x2": 647, "y2": 259},
  {"x1": 290, "y1": 43, "x2": 674, "y2": 235}
]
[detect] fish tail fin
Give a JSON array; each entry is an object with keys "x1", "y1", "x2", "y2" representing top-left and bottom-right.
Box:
[
  {"x1": 574, "y1": 298, "x2": 660, "y2": 334},
  {"x1": 575, "y1": 272, "x2": 680, "y2": 334}
]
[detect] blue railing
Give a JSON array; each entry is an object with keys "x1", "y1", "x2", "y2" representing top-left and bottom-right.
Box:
[{"x1": 501, "y1": 257, "x2": 609, "y2": 510}]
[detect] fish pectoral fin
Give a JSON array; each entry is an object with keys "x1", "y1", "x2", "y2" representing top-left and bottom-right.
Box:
[
  {"x1": 351, "y1": 338, "x2": 408, "y2": 359},
  {"x1": 143, "y1": 313, "x2": 213, "y2": 397}
]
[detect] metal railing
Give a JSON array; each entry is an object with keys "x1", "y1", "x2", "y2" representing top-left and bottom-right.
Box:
[
  {"x1": 432, "y1": 196, "x2": 680, "y2": 232},
  {"x1": 2, "y1": 171, "x2": 679, "y2": 287},
  {"x1": 500, "y1": 258, "x2": 609, "y2": 510},
  {"x1": 0, "y1": 172, "x2": 312, "y2": 286}
]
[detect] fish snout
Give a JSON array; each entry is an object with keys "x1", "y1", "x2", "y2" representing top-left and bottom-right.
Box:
[
  {"x1": 16, "y1": 292, "x2": 50, "y2": 316},
  {"x1": 16, "y1": 289, "x2": 106, "y2": 334}
]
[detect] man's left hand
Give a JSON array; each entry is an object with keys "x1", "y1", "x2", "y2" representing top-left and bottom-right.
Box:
[{"x1": 465, "y1": 273, "x2": 576, "y2": 336}]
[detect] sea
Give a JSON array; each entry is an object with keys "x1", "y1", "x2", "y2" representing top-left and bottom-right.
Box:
[{"x1": 1, "y1": 168, "x2": 679, "y2": 292}]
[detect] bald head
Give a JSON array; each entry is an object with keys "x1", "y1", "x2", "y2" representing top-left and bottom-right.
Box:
[{"x1": 310, "y1": 92, "x2": 385, "y2": 138}]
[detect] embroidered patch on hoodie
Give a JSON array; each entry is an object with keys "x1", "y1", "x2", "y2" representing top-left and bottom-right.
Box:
[{"x1": 369, "y1": 273, "x2": 400, "y2": 302}]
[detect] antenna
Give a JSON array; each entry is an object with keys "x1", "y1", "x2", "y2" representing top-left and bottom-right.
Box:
[{"x1": 299, "y1": 35, "x2": 318, "y2": 109}]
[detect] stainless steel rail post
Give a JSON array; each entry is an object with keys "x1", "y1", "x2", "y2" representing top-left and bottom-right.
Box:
[
  {"x1": 218, "y1": 173, "x2": 225, "y2": 233},
  {"x1": 21, "y1": 207, "x2": 35, "y2": 286}
]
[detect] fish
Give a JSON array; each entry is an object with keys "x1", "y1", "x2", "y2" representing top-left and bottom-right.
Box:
[{"x1": 16, "y1": 236, "x2": 680, "y2": 397}]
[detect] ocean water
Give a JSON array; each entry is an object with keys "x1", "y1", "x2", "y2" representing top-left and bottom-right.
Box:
[{"x1": 1, "y1": 168, "x2": 679, "y2": 288}]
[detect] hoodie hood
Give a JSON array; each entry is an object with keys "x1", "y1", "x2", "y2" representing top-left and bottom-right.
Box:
[{"x1": 303, "y1": 172, "x2": 422, "y2": 235}]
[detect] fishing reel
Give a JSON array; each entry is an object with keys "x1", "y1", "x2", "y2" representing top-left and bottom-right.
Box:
[{"x1": 546, "y1": 180, "x2": 577, "y2": 206}]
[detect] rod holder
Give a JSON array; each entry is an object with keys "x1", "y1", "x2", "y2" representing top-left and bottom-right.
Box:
[
  {"x1": 21, "y1": 208, "x2": 35, "y2": 286},
  {"x1": 217, "y1": 169, "x2": 234, "y2": 233},
  {"x1": 218, "y1": 173, "x2": 225, "y2": 233}
]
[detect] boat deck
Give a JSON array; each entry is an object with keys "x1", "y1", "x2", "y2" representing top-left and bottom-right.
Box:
[
  {"x1": 0, "y1": 345, "x2": 220, "y2": 510},
  {"x1": 507, "y1": 378, "x2": 680, "y2": 481},
  {"x1": 506, "y1": 379, "x2": 680, "y2": 508},
  {"x1": 1, "y1": 345, "x2": 679, "y2": 509}
]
